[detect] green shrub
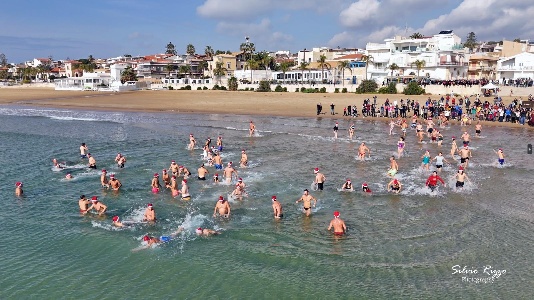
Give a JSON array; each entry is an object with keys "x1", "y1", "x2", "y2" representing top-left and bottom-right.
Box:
[
  {"x1": 300, "y1": 87, "x2": 306, "y2": 93},
  {"x1": 244, "y1": 87, "x2": 249, "y2": 91},
  {"x1": 274, "y1": 85, "x2": 283, "y2": 92},
  {"x1": 197, "y1": 87, "x2": 202, "y2": 90},
  {"x1": 295, "y1": 88, "x2": 299, "y2": 92},
  {"x1": 378, "y1": 82, "x2": 397, "y2": 94},
  {"x1": 256, "y1": 80, "x2": 271, "y2": 92},
  {"x1": 334, "y1": 88, "x2": 339, "y2": 93},
  {"x1": 319, "y1": 87, "x2": 327, "y2": 93},
  {"x1": 219, "y1": 86, "x2": 227, "y2": 90},
  {"x1": 185, "y1": 85, "x2": 191, "y2": 90},
  {"x1": 250, "y1": 88, "x2": 254, "y2": 91},
  {"x1": 203, "y1": 86, "x2": 208, "y2": 90},
  {"x1": 212, "y1": 84, "x2": 220, "y2": 90},
  {"x1": 356, "y1": 80, "x2": 378, "y2": 94},
  {"x1": 342, "y1": 88, "x2": 348, "y2": 93},
  {"x1": 168, "y1": 86, "x2": 174, "y2": 90},
  {"x1": 227, "y1": 76, "x2": 238, "y2": 91},
  {"x1": 403, "y1": 81, "x2": 425, "y2": 95},
  {"x1": 282, "y1": 87, "x2": 287, "y2": 92}
]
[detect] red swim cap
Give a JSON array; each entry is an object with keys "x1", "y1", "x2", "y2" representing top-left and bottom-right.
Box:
[
  {"x1": 182, "y1": 179, "x2": 187, "y2": 183},
  {"x1": 112, "y1": 216, "x2": 119, "y2": 222},
  {"x1": 333, "y1": 211, "x2": 340, "y2": 217},
  {"x1": 218, "y1": 196, "x2": 224, "y2": 201},
  {"x1": 154, "y1": 173, "x2": 159, "y2": 177},
  {"x1": 143, "y1": 235, "x2": 150, "y2": 241},
  {"x1": 16, "y1": 181, "x2": 22, "y2": 187},
  {"x1": 147, "y1": 203, "x2": 153, "y2": 207},
  {"x1": 272, "y1": 196, "x2": 277, "y2": 200}
]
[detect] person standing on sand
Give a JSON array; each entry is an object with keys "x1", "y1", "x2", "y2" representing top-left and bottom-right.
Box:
[
  {"x1": 330, "y1": 103, "x2": 335, "y2": 115},
  {"x1": 314, "y1": 168, "x2": 326, "y2": 191},
  {"x1": 249, "y1": 121, "x2": 256, "y2": 136},
  {"x1": 80, "y1": 143, "x2": 88, "y2": 159},
  {"x1": 328, "y1": 211, "x2": 347, "y2": 236},
  {"x1": 296, "y1": 189, "x2": 317, "y2": 217},
  {"x1": 271, "y1": 196, "x2": 283, "y2": 219},
  {"x1": 357, "y1": 142, "x2": 371, "y2": 161},
  {"x1": 213, "y1": 196, "x2": 231, "y2": 218},
  {"x1": 317, "y1": 103, "x2": 323, "y2": 115}
]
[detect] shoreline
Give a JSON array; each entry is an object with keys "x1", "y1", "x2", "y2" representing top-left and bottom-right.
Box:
[{"x1": 0, "y1": 88, "x2": 530, "y2": 129}]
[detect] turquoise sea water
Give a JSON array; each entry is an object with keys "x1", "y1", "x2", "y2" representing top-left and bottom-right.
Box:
[{"x1": 1, "y1": 105, "x2": 533, "y2": 299}]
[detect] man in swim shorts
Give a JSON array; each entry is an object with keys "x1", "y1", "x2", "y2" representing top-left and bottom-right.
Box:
[
  {"x1": 198, "y1": 163, "x2": 209, "y2": 180},
  {"x1": 80, "y1": 143, "x2": 88, "y2": 159},
  {"x1": 494, "y1": 148, "x2": 505, "y2": 165},
  {"x1": 162, "y1": 169, "x2": 171, "y2": 186},
  {"x1": 314, "y1": 168, "x2": 326, "y2": 190},
  {"x1": 100, "y1": 169, "x2": 109, "y2": 188},
  {"x1": 87, "y1": 153, "x2": 97, "y2": 169},
  {"x1": 388, "y1": 156, "x2": 399, "y2": 177},
  {"x1": 78, "y1": 195, "x2": 90, "y2": 214},
  {"x1": 169, "y1": 160, "x2": 179, "y2": 176},
  {"x1": 179, "y1": 179, "x2": 191, "y2": 200},
  {"x1": 461, "y1": 131, "x2": 470, "y2": 146},
  {"x1": 109, "y1": 174, "x2": 122, "y2": 191},
  {"x1": 271, "y1": 195, "x2": 283, "y2": 219},
  {"x1": 188, "y1": 134, "x2": 196, "y2": 150},
  {"x1": 143, "y1": 203, "x2": 156, "y2": 222},
  {"x1": 358, "y1": 142, "x2": 371, "y2": 161},
  {"x1": 15, "y1": 181, "x2": 23, "y2": 196},
  {"x1": 86, "y1": 196, "x2": 107, "y2": 216},
  {"x1": 115, "y1": 153, "x2": 126, "y2": 168},
  {"x1": 455, "y1": 166, "x2": 470, "y2": 189},
  {"x1": 216, "y1": 136, "x2": 223, "y2": 152},
  {"x1": 327, "y1": 211, "x2": 347, "y2": 236},
  {"x1": 240, "y1": 149, "x2": 248, "y2": 167},
  {"x1": 213, "y1": 152, "x2": 223, "y2": 170},
  {"x1": 333, "y1": 122, "x2": 339, "y2": 139},
  {"x1": 475, "y1": 121, "x2": 482, "y2": 137},
  {"x1": 387, "y1": 178, "x2": 402, "y2": 194},
  {"x1": 213, "y1": 196, "x2": 231, "y2": 218},
  {"x1": 458, "y1": 145, "x2": 472, "y2": 169},
  {"x1": 432, "y1": 152, "x2": 449, "y2": 173},
  {"x1": 224, "y1": 162, "x2": 238, "y2": 183},
  {"x1": 296, "y1": 189, "x2": 317, "y2": 217}
]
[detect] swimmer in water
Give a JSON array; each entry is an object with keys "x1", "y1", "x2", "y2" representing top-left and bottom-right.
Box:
[
  {"x1": 213, "y1": 152, "x2": 223, "y2": 171},
  {"x1": 327, "y1": 211, "x2": 347, "y2": 236},
  {"x1": 109, "y1": 174, "x2": 122, "y2": 191},
  {"x1": 249, "y1": 120, "x2": 256, "y2": 137},
  {"x1": 80, "y1": 143, "x2": 88, "y2": 159},
  {"x1": 170, "y1": 176, "x2": 179, "y2": 197},
  {"x1": 313, "y1": 168, "x2": 326, "y2": 191},
  {"x1": 357, "y1": 142, "x2": 371, "y2": 161},
  {"x1": 188, "y1": 134, "x2": 197, "y2": 150},
  {"x1": 169, "y1": 160, "x2": 179, "y2": 176},
  {"x1": 494, "y1": 148, "x2": 505, "y2": 166},
  {"x1": 101, "y1": 169, "x2": 109, "y2": 188},
  {"x1": 455, "y1": 166, "x2": 471, "y2": 190},
  {"x1": 461, "y1": 131, "x2": 470, "y2": 146},
  {"x1": 213, "y1": 196, "x2": 231, "y2": 218},
  {"x1": 400, "y1": 120, "x2": 408, "y2": 137},
  {"x1": 388, "y1": 156, "x2": 399, "y2": 178},
  {"x1": 213, "y1": 173, "x2": 220, "y2": 184},
  {"x1": 397, "y1": 136, "x2": 405, "y2": 158},
  {"x1": 198, "y1": 163, "x2": 209, "y2": 180},
  {"x1": 216, "y1": 136, "x2": 223, "y2": 152},
  {"x1": 162, "y1": 169, "x2": 171, "y2": 187},
  {"x1": 431, "y1": 151, "x2": 449, "y2": 173},
  {"x1": 230, "y1": 184, "x2": 244, "y2": 200},
  {"x1": 450, "y1": 137, "x2": 459, "y2": 160},
  {"x1": 271, "y1": 195, "x2": 283, "y2": 219},
  {"x1": 475, "y1": 121, "x2": 482, "y2": 137},
  {"x1": 458, "y1": 145, "x2": 472, "y2": 169},
  {"x1": 143, "y1": 203, "x2": 156, "y2": 222},
  {"x1": 333, "y1": 122, "x2": 339, "y2": 139},
  {"x1": 341, "y1": 179, "x2": 354, "y2": 191},
  {"x1": 65, "y1": 173, "x2": 73, "y2": 180},
  {"x1": 151, "y1": 173, "x2": 161, "y2": 193},
  {"x1": 87, "y1": 153, "x2": 96, "y2": 169},
  {"x1": 86, "y1": 196, "x2": 107, "y2": 216},
  {"x1": 196, "y1": 227, "x2": 220, "y2": 236},
  {"x1": 112, "y1": 215, "x2": 124, "y2": 227},
  {"x1": 240, "y1": 149, "x2": 248, "y2": 168},
  {"x1": 178, "y1": 179, "x2": 191, "y2": 200},
  {"x1": 296, "y1": 189, "x2": 317, "y2": 217},
  {"x1": 348, "y1": 123, "x2": 355, "y2": 140},
  {"x1": 224, "y1": 162, "x2": 238, "y2": 184},
  {"x1": 425, "y1": 171, "x2": 445, "y2": 192},
  {"x1": 387, "y1": 178, "x2": 402, "y2": 194},
  {"x1": 361, "y1": 182, "x2": 372, "y2": 193},
  {"x1": 15, "y1": 182, "x2": 23, "y2": 196},
  {"x1": 115, "y1": 153, "x2": 126, "y2": 168},
  {"x1": 78, "y1": 195, "x2": 90, "y2": 214},
  {"x1": 52, "y1": 158, "x2": 64, "y2": 169}
]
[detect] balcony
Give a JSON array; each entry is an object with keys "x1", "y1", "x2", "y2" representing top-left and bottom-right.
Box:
[
  {"x1": 437, "y1": 62, "x2": 468, "y2": 66},
  {"x1": 498, "y1": 65, "x2": 534, "y2": 71}
]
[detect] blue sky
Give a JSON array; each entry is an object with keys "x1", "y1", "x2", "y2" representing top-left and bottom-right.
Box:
[{"x1": 1, "y1": 0, "x2": 532, "y2": 63}]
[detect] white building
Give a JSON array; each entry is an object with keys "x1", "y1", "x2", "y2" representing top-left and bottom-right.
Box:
[
  {"x1": 497, "y1": 52, "x2": 534, "y2": 80},
  {"x1": 365, "y1": 30, "x2": 467, "y2": 81},
  {"x1": 54, "y1": 64, "x2": 144, "y2": 91}
]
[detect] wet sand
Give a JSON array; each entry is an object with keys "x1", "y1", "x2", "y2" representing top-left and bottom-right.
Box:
[{"x1": 0, "y1": 88, "x2": 528, "y2": 128}]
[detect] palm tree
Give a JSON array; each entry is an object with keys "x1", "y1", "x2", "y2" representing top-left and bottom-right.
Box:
[
  {"x1": 245, "y1": 59, "x2": 259, "y2": 83},
  {"x1": 120, "y1": 66, "x2": 137, "y2": 83},
  {"x1": 165, "y1": 42, "x2": 177, "y2": 56},
  {"x1": 186, "y1": 44, "x2": 196, "y2": 56},
  {"x1": 227, "y1": 76, "x2": 238, "y2": 91},
  {"x1": 338, "y1": 60, "x2": 352, "y2": 86},
  {"x1": 197, "y1": 60, "x2": 208, "y2": 78},
  {"x1": 388, "y1": 63, "x2": 399, "y2": 77},
  {"x1": 361, "y1": 55, "x2": 374, "y2": 80},
  {"x1": 240, "y1": 42, "x2": 256, "y2": 61},
  {"x1": 213, "y1": 62, "x2": 227, "y2": 84},
  {"x1": 279, "y1": 62, "x2": 291, "y2": 83},
  {"x1": 204, "y1": 46, "x2": 214, "y2": 58},
  {"x1": 410, "y1": 32, "x2": 423, "y2": 39},
  {"x1": 317, "y1": 54, "x2": 331, "y2": 83},
  {"x1": 179, "y1": 65, "x2": 191, "y2": 78},
  {"x1": 298, "y1": 62, "x2": 309, "y2": 86},
  {"x1": 412, "y1": 60, "x2": 426, "y2": 77},
  {"x1": 166, "y1": 64, "x2": 175, "y2": 78}
]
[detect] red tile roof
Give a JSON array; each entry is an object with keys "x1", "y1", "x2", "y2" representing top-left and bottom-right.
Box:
[{"x1": 335, "y1": 54, "x2": 363, "y2": 60}]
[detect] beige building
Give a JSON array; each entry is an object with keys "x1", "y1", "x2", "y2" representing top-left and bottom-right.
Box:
[
  {"x1": 499, "y1": 40, "x2": 532, "y2": 57},
  {"x1": 207, "y1": 54, "x2": 236, "y2": 77},
  {"x1": 467, "y1": 55, "x2": 499, "y2": 80}
]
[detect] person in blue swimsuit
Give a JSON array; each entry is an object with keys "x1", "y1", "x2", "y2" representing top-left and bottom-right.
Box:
[{"x1": 421, "y1": 150, "x2": 431, "y2": 171}]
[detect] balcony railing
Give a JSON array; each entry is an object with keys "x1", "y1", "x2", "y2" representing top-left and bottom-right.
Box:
[{"x1": 498, "y1": 65, "x2": 534, "y2": 71}]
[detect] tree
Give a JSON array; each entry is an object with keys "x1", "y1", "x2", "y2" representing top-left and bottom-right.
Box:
[
  {"x1": 403, "y1": 81, "x2": 425, "y2": 95},
  {"x1": 279, "y1": 62, "x2": 291, "y2": 83},
  {"x1": 245, "y1": 58, "x2": 259, "y2": 83},
  {"x1": 338, "y1": 60, "x2": 352, "y2": 86},
  {"x1": 464, "y1": 32, "x2": 477, "y2": 52},
  {"x1": 240, "y1": 41, "x2": 256, "y2": 61},
  {"x1": 166, "y1": 64, "x2": 175, "y2": 78},
  {"x1": 356, "y1": 80, "x2": 378, "y2": 94},
  {"x1": 412, "y1": 60, "x2": 426, "y2": 77},
  {"x1": 361, "y1": 55, "x2": 374, "y2": 80},
  {"x1": 204, "y1": 46, "x2": 214, "y2": 58},
  {"x1": 410, "y1": 32, "x2": 423, "y2": 39},
  {"x1": 0, "y1": 70, "x2": 7, "y2": 82},
  {"x1": 120, "y1": 66, "x2": 137, "y2": 83},
  {"x1": 0, "y1": 53, "x2": 7, "y2": 66},
  {"x1": 298, "y1": 62, "x2": 309, "y2": 85},
  {"x1": 213, "y1": 62, "x2": 227, "y2": 84},
  {"x1": 166, "y1": 42, "x2": 177, "y2": 56},
  {"x1": 317, "y1": 54, "x2": 331, "y2": 83},
  {"x1": 179, "y1": 65, "x2": 191, "y2": 78},
  {"x1": 513, "y1": 38, "x2": 521, "y2": 43},
  {"x1": 186, "y1": 44, "x2": 196, "y2": 56},
  {"x1": 388, "y1": 63, "x2": 399, "y2": 77},
  {"x1": 227, "y1": 76, "x2": 238, "y2": 91},
  {"x1": 198, "y1": 60, "x2": 208, "y2": 77}
]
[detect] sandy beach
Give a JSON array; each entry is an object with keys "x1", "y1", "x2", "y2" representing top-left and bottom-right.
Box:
[{"x1": 0, "y1": 88, "x2": 528, "y2": 128}]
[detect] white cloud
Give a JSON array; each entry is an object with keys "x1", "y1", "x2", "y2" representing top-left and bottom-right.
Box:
[{"x1": 339, "y1": 0, "x2": 380, "y2": 29}]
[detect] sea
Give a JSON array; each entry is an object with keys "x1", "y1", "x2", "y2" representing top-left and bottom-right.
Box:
[{"x1": 1, "y1": 105, "x2": 533, "y2": 299}]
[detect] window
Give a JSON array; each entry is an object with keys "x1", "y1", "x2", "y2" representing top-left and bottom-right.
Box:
[{"x1": 227, "y1": 62, "x2": 231, "y2": 69}]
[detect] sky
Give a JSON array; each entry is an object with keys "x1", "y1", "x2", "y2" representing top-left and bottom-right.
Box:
[{"x1": 1, "y1": 0, "x2": 533, "y2": 63}]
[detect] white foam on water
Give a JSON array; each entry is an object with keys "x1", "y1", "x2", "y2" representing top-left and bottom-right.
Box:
[
  {"x1": 49, "y1": 116, "x2": 100, "y2": 122},
  {"x1": 91, "y1": 220, "x2": 122, "y2": 231}
]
